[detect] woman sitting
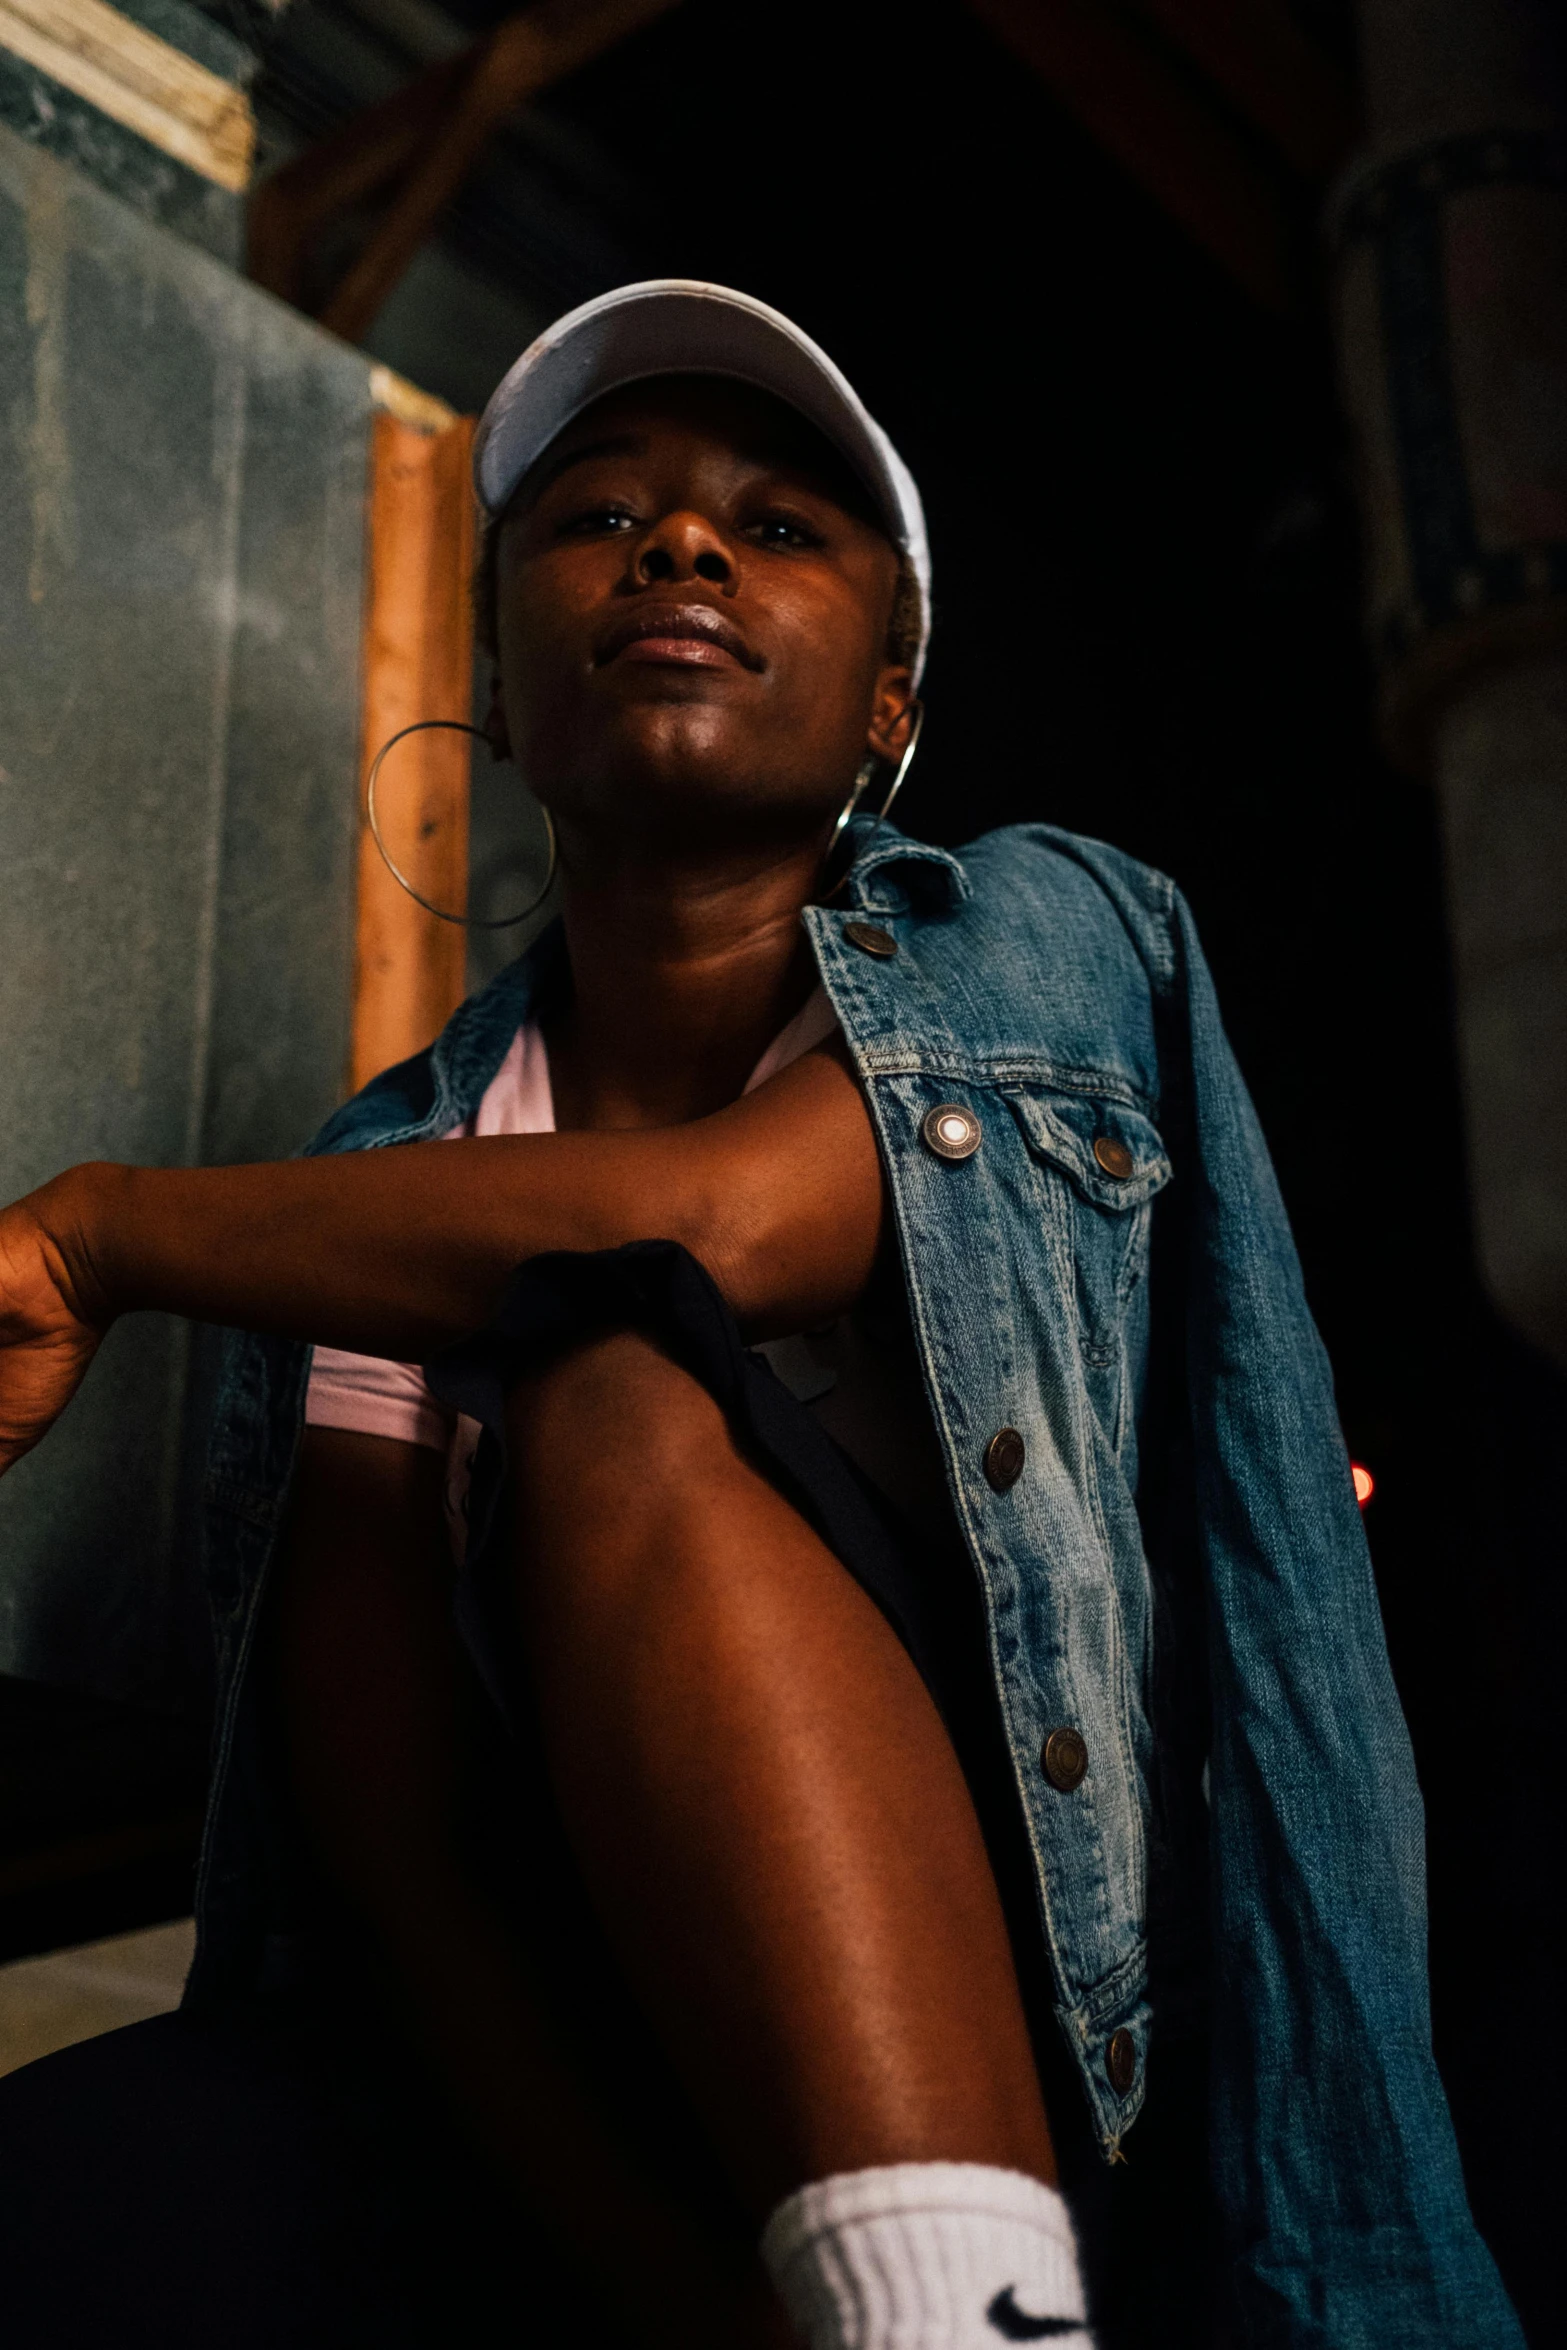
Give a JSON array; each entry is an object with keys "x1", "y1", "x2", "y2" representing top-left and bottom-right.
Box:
[{"x1": 0, "y1": 282, "x2": 1519, "y2": 2350}]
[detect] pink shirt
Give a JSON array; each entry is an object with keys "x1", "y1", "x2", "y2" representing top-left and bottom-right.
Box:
[{"x1": 304, "y1": 990, "x2": 841, "y2": 1528}]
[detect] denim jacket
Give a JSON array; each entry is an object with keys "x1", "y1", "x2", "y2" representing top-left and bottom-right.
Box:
[{"x1": 191, "y1": 821, "x2": 1519, "y2": 2347}]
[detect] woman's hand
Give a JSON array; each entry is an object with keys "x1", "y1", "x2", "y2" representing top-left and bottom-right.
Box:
[{"x1": 0, "y1": 1171, "x2": 113, "y2": 1476}]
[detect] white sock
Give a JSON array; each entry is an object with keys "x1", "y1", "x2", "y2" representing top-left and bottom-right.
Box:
[{"x1": 760, "y1": 2161, "x2": 1093, "y2": 2348}]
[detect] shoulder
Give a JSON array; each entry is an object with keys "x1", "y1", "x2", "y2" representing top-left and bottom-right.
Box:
[
  {"x1": 886, "y1": 825, "x2": 1182, "y2": 1105},
  {"x1": 307, "y1": 1046, "x2": 441, "y2": 1159},
  {"x1": 305, "y1": 938, "x2": 549, "y2": 1158},
  {"x1": 958, "y1": 824, "x2": 1180, "y2": 965}
]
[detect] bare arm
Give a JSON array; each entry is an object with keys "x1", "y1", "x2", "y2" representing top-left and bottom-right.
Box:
[{"x1": 0, "y1": 1043, "x2": 883, "y2": 1474}]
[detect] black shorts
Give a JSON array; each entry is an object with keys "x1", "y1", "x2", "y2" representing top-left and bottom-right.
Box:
[{"x1": 428, "y1": 1240, "x2": 1013, "y2": 1797}]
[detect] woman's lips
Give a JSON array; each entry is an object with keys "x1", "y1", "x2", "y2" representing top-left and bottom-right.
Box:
[
  {"x1": 597, "y1": 604, "x2": 760, "y2": 670},
  {"x1": 614, "y1": 634, "x2": 741, "y2": 667}
]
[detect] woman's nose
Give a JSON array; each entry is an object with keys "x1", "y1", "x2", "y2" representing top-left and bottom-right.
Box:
[{"x1": 634, "y1": 512, "x2": 733, "y2": 589}]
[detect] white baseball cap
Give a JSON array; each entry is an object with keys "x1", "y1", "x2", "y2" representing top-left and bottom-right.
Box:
[{"x1": 473, "y1": 278, "x2": 931, "y2": 682}]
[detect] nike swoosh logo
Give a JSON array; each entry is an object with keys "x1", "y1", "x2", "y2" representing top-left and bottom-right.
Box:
[{"x1": 986, "y1": 2285, "x2": 1085, "y2": 2339}]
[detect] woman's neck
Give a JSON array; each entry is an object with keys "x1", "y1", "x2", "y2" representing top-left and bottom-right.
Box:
[{"x1": 544, "y1": 837, "x2": 826, "y2": 1131}]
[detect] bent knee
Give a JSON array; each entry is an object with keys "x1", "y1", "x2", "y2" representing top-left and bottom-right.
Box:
[
  {"x1": 505, "y1": 1330, "x2": 767, "y2": 1661},
  {"x1": 506, "y1": 1328, "x2": 733, "y2": 1515}
]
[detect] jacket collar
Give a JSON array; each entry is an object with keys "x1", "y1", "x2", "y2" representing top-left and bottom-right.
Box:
[{"x1": 839, "y1": 818, "x2": 970, "y2": 914}]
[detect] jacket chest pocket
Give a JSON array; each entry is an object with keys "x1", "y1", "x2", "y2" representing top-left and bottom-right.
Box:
[{"x1": 1004, "y1": 1089, "x2": 1171, "y2": 1372}]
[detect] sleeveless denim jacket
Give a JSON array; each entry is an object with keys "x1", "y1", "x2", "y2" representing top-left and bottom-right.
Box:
[{"x1": 189, "y1": 821, "x2": 1520, "y2": 2348}]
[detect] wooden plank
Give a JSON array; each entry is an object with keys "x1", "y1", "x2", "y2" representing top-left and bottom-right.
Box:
[
  {"x1": 0, "y1": 0, "x2": 254, "y2": 191},
  {"x1": 967, "y1": 0, "x2": 1296, "y2": 311},
  {"x1": 352, "y1": 392, "x2": 476, "y2": 1093},
  {"x1": 252, "y1": 0, "x2": 683, "y2": 335},
  {"x1": 247, "y1": 48, "x2": 472, "y2": 307},
  {"x1": 307, "y1": 0, "x2": 682, "y2": 342}
]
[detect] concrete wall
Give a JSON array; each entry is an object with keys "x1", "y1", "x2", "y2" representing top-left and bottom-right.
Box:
[{"x1": 0, "y1": 123, "x2": 370, "y2": 1709}]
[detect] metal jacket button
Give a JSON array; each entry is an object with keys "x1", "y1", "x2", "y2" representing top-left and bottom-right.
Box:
[
  {"x1": 1093, "y1": 1135, "x2": 1134, "y2": 1179},
  {"x1": 843, "y1": 921, "x2": 897, "y2": 959},
  {"x1": 1106, "y1": 2028, "x2": 1137, "y2": 2094},
  {"x1": 922, "y1": 1103, "x2": 981, "y2": 1161},
  {"x1": 1041, "y1": 1727, "x2": 1088, "y2": 1791},
  {"x1": 983, "y1": 1427, "x2": 1025, "y2": 1491}
]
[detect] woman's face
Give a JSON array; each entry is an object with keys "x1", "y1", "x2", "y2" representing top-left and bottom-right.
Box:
[{"x1": 491, "y1": 377, "x2": 912, "y2": 860}]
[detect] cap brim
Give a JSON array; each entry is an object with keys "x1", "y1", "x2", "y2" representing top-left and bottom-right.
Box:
[{"x1": 473, "y1": 279, "x2": 930, "y2": 681}]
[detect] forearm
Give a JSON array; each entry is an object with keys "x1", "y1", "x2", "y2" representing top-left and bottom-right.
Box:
[{"x1": 50, "y1": 1046, "x2": 883, "y2": 1354}]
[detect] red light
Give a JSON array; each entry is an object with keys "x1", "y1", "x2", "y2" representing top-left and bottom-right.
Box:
[{"x1": 1352, "y1": 1463, "x2": 1375, "y2": 1507}]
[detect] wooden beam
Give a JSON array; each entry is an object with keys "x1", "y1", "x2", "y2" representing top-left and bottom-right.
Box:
[
  {"x1": 247, "y1": 48, "x2": 471, "y2": 308},
  {"x1": 320, "y1": 0, "x2": 682, "y2": 343},
  {"x1": 1129, "y1": 0, "x2": 1356, "y2": 178},
  {"x1": 0, "y1": 0, "x2": 254, "y2": 191},
  {"x1": 352, "y1": 389, "x2": 476, "y2": 1093},
  {"x1": 249, "y1": 0, "x2": 683, "y2": 341},
  {"x1": 966, "y1": 0, "x2": 1297, "y2": 311}
]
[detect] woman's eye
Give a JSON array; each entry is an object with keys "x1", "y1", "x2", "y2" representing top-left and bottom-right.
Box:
[
  {"x1": 559, "y1": 505, "x2": 637, "y2": 536},
  {"x1": 745, "y1": 513, "x2": 822, "y2": 549}
]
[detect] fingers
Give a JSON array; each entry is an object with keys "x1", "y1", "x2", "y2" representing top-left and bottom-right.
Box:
[{"x1": 0, "y1": 1193, "x2": 107, "y2": 1476}]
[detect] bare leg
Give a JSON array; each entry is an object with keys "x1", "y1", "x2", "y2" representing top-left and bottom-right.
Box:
[
  {"x1": 508, "y1": 1330, "x2": 1056, "y2": 2220},
  {"x1": 273, "y1": 1426, "x2": 781, "y2": 2346}
]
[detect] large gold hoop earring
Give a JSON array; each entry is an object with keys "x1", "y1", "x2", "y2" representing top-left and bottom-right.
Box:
[
  {"x1": 365, "y1": 719, "x2": 557, "y2": 928},
  {"x1": 827, "y1": 760, "x2": 876, "y2": 858},
  {"x1": 870, "y1": 698, "x2": 924, "y2": 834},
  {"x1": 826, "y1": 700, "x2": 925, "y2": 864}
]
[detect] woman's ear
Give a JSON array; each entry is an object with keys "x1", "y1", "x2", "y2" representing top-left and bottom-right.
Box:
[
  {"x1": 866, "y1": 666, "x2": 917, "y2": 767},
  {"x1": 482, "y1": 671, "x2": 512, "y2": 763}
]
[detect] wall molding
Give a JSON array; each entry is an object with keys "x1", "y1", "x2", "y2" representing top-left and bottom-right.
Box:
[{"x1": 0, "y1": 0, "x2": 254, "y2": 190}]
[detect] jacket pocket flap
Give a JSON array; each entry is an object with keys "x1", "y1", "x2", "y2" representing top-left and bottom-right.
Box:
[{"x1": 1005, "y1": 1089, "x2": 1172, "y2": 1209}]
